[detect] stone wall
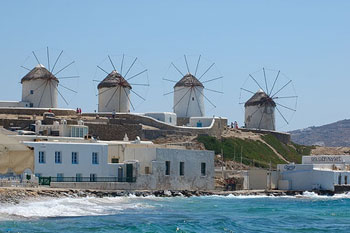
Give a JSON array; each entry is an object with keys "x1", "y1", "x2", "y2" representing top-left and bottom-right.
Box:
[
  {"x1": 0, "y1": 119, "x2": 35, "y2": 130},
  {"x1": 0, "y1": 107, "x2": 76, "y2": 116},
  {"x1": 86, "y1": 122, "x2": 142, "y2": 141},
  {"x1": 241, "y1": 128, "x2": 291, "y2": 144}
]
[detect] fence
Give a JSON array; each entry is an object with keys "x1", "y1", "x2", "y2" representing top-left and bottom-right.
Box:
[{"x1": 39, "y1": 176, "x2": 136, "y2": 185}]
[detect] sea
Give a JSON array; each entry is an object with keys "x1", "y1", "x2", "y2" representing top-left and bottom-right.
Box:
[{"x1": 0, "y1": 192, "x2": 350, "y2": 233}]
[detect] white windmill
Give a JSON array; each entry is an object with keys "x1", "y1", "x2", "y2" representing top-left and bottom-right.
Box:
[
  {"x1": 94, "y1": 55, "x2": 149, "y2": 113},
  {"x1": 240, "y1": 68, "x2": 298, "y2": 131},
  {"x1": 163, "y1": 55, "x2": 223, "y2": 118},
  {"x1": 20, "y1": 47, "x2": 79, "y2": 108}
]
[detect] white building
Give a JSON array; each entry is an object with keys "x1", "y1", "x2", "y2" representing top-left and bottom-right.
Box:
[
  {"x1": 21, "y1": 64, "x2": 59, "y2": 108},
  {"x1": 144, "y1": 112, "x2": 177, "y2": 126},
  {"x1": 98, "y1": 70, "x2": 131, "y2": 113},
  {"x1": 244, "y1": 89, "x2": 275, "y2": 131},
  {"x1": 278, "y1": 155, "x2": 350, "y2": 191},
  {"x1": 34, "y1": 119, "x2": 88, "y2": 138},
  {"x1": 23, "y1": 138, "x2": 214, "y2": 191},
  {"x1": 173, "y1": 73, "x2": 205, "y2": 118}
]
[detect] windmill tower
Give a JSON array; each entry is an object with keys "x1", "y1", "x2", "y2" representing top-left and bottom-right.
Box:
[
  {"x1": 244, "y1": 89, "x2": 276, "y2": 130},
  {"x1": 173, "y1": 73, "x2": 204, "y2": 117},
  {"x1": 21, "y1": 64, "x2": 59, "y2": 108},
  {"x1": 98, "y1": 70, "x2": 131, "y2": 112},
  {"x1": 240, "y1": 68, "x2": 297, "y2": 130},
  {"x1": 163, "y1": 55, "x2": 223, "y2": 118},
  {"x1": 95, "y1": 55, "x2": 149, "y2": 113},
  {"x1": 20, "y1": 48, "x2": 79, "y2": 108}
]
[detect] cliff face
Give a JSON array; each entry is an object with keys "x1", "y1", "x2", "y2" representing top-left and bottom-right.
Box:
[{"x1": 289, "y1": 119, "x2": 350, "y2": 147}]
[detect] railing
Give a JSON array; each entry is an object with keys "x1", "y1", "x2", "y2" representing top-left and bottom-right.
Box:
[{"x1": 47, "y1": 177, "x2": 136, "y2": 183}]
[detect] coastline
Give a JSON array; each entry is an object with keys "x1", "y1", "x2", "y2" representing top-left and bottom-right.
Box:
[{"x1": 0, "y1": 187, "x2": 337, "y2": 204}]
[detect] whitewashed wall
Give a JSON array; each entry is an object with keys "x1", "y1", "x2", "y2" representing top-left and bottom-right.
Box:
[
  {"x1": 98, "y1": 87, "x2": 130, "y2": 112},
  {"x1": 245, "y1": 105, "x2": 275, "y2": 130},
  {"x1": 173, "y1": 86, "x2": 204, "y2": 117},
  {"x1": 22, "y1": 79, "x2": 58, "y2": 108}
]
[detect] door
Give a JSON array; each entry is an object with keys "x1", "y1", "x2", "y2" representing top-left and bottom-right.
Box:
[{"x1": 126, "y1": 164, "x2": 133, "y2": 182}]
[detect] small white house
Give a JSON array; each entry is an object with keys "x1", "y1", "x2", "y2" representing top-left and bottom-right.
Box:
[
  {"x1": 278, "y1": 155, "x2": 350, "y2": 191},
  {"x1": 24, "y1": 138, "x2": 215, "y2": 191},
  {"x1": 35, "y1": 120, "x2": 88, "y2": 138},
  {"x1": 144, "y1": 112, "x2": 177, "y2": 126}
]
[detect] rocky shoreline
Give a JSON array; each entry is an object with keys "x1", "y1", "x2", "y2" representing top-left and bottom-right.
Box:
[{"x1": 0, "y1": 187, "x2": 335, "y2": 204}]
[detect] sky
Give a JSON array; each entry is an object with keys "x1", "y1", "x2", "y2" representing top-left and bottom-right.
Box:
[{"x1": 0, "y1": 0, "x2": 349, "y2": 131}]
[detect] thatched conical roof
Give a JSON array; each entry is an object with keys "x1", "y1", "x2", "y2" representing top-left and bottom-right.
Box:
[
  {"x1": 21, "y1": 64, "x2": 59, "y2": 84},
  {"x1": 174, "y1": 73, "x2": 204, "y2": 88},
  {"x1": 245, "y1": 89, "x2": 276, "y2": 107},
  {"x1": 97, "y1": 70, "x2": 132, "y2": 89}
]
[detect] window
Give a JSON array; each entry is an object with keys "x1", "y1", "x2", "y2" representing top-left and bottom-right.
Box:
[
  {"x1": 145, "y1": 166, "x2": 150, "y2": 174},
  {"x1": 345, "y1": 176, "x2": 348, "y2": 185},
  {"x1": 165, "y1": 161, "x2": 170, "y2": 175},
  {"x1": 201, "y1": 163, "x2": 206, "y2": 176},
  {"x1": 55, "y1": 151, "x2": 62, "y2": 164},
  {"x1": 90, "y1": 173, "x2": 97, "y2": 182},
  {"x1": 72, "y1": 152, "x2": 79, "y2": 164},
  {"x1": 92, "y1": 152, "x2": 99, "y2": 164},
  {"x1": 29, "y1": 103, "x2": 33, "y2": 107},
  {"x1": 192, "y1": 97, "x2": 194, "y2": 101},
  {"x1": 38, "y1": 151, "x2": 45, "y2": 164},
  {"x1": 76, "y1": 173, "x2": 82, "y2": 182},
  {"x1": 111, "y1": 158, "x2": 119, "y2": 163},
  {"x1": 30, "y1": 90, "x2": 34, "y2": 94},
  {"x1": 57, "y1": 173, "x2": 64, "y2": 182},
  {"x1": 179, "y1": 162, "x2": 185, "y2": 176},
  {"x1": 338, "y1": 175, "x2": 342, "y2": 185}
]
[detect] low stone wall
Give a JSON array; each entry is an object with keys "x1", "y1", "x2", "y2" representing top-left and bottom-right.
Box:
[
  {"x1": 0, "y1": 107, "x2": 76, "y2": 116},
  {"x1": 241, "y1": 128, "x2": 291, "y2": 144},
  {"x1": 0, "y1": 119, "x2": 35, "y2": 129},
  {"x1": 86, "y1": 123, "x2": 142, "y2": 141}
]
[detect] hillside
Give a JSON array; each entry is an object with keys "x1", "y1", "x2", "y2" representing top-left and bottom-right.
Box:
[{"x1": 289, "y1": 119, "x2": 350, "y2": 147}]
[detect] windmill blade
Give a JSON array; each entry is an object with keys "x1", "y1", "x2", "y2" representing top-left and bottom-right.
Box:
[
  {"x1": 195, "y1": 86, "x2": 216, "y2": 108},
  {"x1": 96, "y1": 86, "x2": 115, "y2": 96},
  {"x1": 123, "y1": 87, "x2": 135, "y2": 111},
  {"x1": 193, "y1": 88, "x2": 203, "y2": 116},
  {"x1": 38, "y1": 81, "x2": 49, "y2": 107},
  {"x1": 263, "y1": 68, "x2": 269, "y2": 94},
  {"x1": 162, "y1": 78, "x2": 177, "y2": 83},
  {"x1": 185, "y1": 88, "x2": 193, "y2": 117},
  {"x1": 271, "y1": 80, "x2": 292, "y2": 98},
  {"x1": 249, "y1": 74, "x2": 265, "y2": 93},
  {"x1": 32, "y1": 51, "x2": 41, "y2": 65},
  {"x1": 273, "y1": 96, "x2": 298, "y2": 99},
  {"x1": 276, "y1": 102, "x2": 296, "y2": 112},
  {"x1": 163, "y1": 87, "x2": 186, "y2": 96},
  {"x1": 129, "y1": 83, "x2": 150, "y2": 86},
  {"x1": 204, "y1": 88, "x2": 223, "y2": 94},
  {"x1": 276, "y1": 106, "x2": 289, "y2": 124},
  {"x1": 171, "y1": 62, "x2": 184, "y2": 77},
  {"x1": 47, "y1": 47, "x2": 50, "y2": 71},
  {"x1": 199, "y1": 62, "x2": 215, "y2": 80},
  {"x1": 269, "y1": 70, "x2": 280, "y2": 96},
  {"x1": 130, "y1": 89, "x2": 146, "y2": 101},
  {"x1": 59, "y1": 84, "x2": 77, "y2": 93},
  {"x1": 52, "y1": 82, "x2": 69, "y2": 105},
  {"x1": 184, "y1": 55, "x2": 190, "y2": 74},
  {"x1": 249, "y1": 106, "x2": 262, "y2": 119},
  {"x1": 126, "y1": 69, "x2": 148, "y2": 81},
  {"x1": 51, "y1": 50, "x2": 63, "y2": 73},
  {"x1": 173, "y1": 88, "x2": 192, "y2": 109},
  {"x1": 97, "y1": 65, "x2": 110, "y2": 75},
  {"x1": 201, "y1": 76, "x2": 223, "y2": 84},
  {"x1": 105, "y1": 86, "x2": 119, "y2": 108},
  {"x1": 49, "y1": 81, "x2": 53, "y2": 107},
  {"x1": 58, "y1": 75, "x2": 80, "y2": 80},
  {"x1": 120, "y1": 54, "x2": 125, "y2": 75},
  {"x1": 93, "y1": 79, "x2": 101, "y2": 82},
  {"x1": 54, "y1": 61, "x2": 75, "y2": 76},
  {"x1": 20, "y1": 66, "x2": 31, "y2": 71},
  {"x1": 124, "y1": 57, "x2": 137, "y2": 78},
  {"x1": 194, "y1": 55, "x2": 201, "y2": 76},
  {"x1": 240, "y1": 88, "x2": 255, "y2": 95},
  {"x1": 108, "y1": 55, "x2": 116, "y2": 71}
]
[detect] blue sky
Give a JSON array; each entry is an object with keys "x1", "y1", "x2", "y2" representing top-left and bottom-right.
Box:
[{"x1": 0, "y1": 0, "x2": 349, "y2": 131}]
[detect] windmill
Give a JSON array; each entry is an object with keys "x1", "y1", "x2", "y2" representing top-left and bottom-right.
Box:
[
  {"x1": 20, "y1": 47, "x2": 79, "y2": 108},
  {"x1": 94, "y1": 54, "x2": 149, "y2": 113},
  {"x1": 163, "y1": 55, "x2": 223, "y2": 118},
  {"x1": 239, "y1": 68, "x2": 298, "y2": 131}
]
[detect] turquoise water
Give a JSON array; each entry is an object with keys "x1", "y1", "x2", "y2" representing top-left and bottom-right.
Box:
[{"x1": 1, "y1": 192, "x2": 350, "y2": 232}]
